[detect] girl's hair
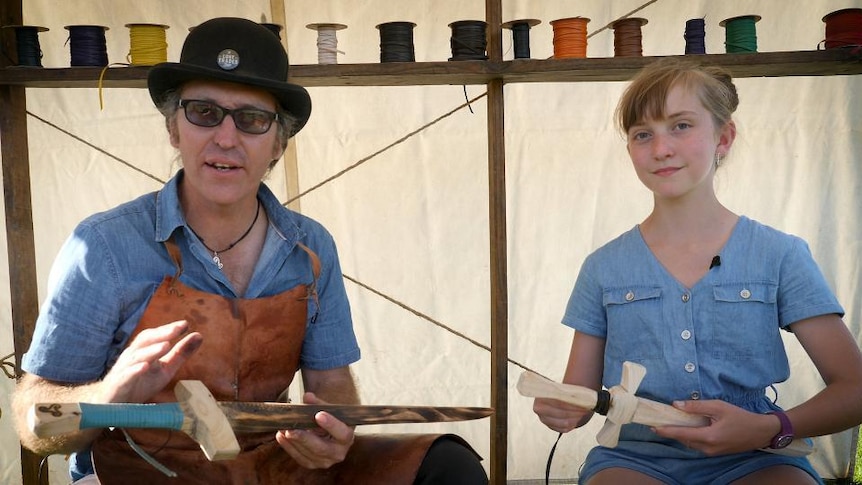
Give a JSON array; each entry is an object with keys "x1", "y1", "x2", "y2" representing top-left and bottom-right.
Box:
[
  {"x1": 157, "y1": 87, "x2": 297, "y2": 160},
  {"x1": 615, "y1": 57, "x2": 739, "y2": 135}
]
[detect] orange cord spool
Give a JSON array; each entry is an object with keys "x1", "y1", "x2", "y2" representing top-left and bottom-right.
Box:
[
  {"x1": 550, "y1": 17, "x2": 590, "y2": 58},
  {"x1": 612, "y1": 17, "x2": 648, "y2": 57},
  {"x1": 822, "y1": 8, "x2": 862, "y2": 49}
]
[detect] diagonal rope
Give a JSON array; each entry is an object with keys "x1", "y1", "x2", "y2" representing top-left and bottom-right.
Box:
[
  {"x1": 1, "y1": 352, "x2": 16, "y2": 379},
  {"x1": 26, "y1": 111, "x2": 166, "y2": 185},
  {"x1": 343, "y1": 274, "x2": 536, "y2": 374},
  {"x1": 587, "y1": 0, "x2": 662, "y2": 39},
  {"x1": 284, "y1": 91, "x2": 488, "y2": 205}
]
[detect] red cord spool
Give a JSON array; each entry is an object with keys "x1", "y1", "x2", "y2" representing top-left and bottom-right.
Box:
[{"x1": 822, "y1": 8, "x2": 862, "y2": 49}]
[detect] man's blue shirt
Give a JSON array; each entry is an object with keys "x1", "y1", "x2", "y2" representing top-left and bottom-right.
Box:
[{"x1": 23, "y1": 171, "x2": 360, "y2": 382}]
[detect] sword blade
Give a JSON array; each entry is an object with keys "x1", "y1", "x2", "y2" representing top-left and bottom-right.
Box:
[{"x1": 219, "y1": 402, "x2": 494, "y2": 433}]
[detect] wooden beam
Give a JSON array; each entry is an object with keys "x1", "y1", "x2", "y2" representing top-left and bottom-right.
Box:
[
  {"x1": 487, "y1": 77, "x2": 507, "y2": 484},
  {"x1": 486, "y1": 0, "x2": 506, "y2": 482},
  {"x1": 1, "y1": 2, "x2": 49, "y2": 484}
]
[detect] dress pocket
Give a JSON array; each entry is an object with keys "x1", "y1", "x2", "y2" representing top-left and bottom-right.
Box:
[
  {"x1": 603, "y1": 286, "x2": 664, "y2": 361},
  {"x1": 710, "y1": 283, "x2": 780, "y2": 361}
]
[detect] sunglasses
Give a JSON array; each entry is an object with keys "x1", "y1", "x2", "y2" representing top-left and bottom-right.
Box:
[{"x1": 179, "y1": 99, "x2": 279, "y2": 135}]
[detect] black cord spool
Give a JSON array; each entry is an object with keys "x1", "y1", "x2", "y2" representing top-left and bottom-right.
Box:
[
  {"x1": 261, "y1": 23, "x2": 283, "y2": 39},
  {"x1": 377, "y1": 21, "x2": 416, "y2": 62},
  {"x1": 684, "y1": 18, "x2": 706, "y2": 54},
  {"x1": 502, "y1": 19, "x2": 540, "y2": 59},
  {"x1": 65, "y1": 25, "x2": 109, "y2": 67},
  {"x1": 3, "y1": 25, "x2": 48, "y2": 67},
  {"x1": 449, "y1": 20, "x2": 488, "y2": 61}
]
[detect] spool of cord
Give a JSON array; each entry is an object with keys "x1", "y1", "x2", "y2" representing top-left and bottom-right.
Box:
[
  {"x1": 125, "y1": 23, "x2": 168, "y2": 66},
  {"x1": 65, "y1": 24, "x2": 110, "y2": 66},
  {"x1": 261, "y1": 23, "x2": 283, "y2": 39},
  {"x1": 821, "y1": 8, "x2": 862, "y2": 49},
  {"x1": 501, "y1": 19, "x2": 541, "y2": 59},
  {"x1": 306, "y1": 23, "x2": 347, "y2": 65},
  {"x1": 377, "y1": 21, "x2": 417, "y2": 63},
  {"x1": 684, "y1": 18, "x2": 706, "y2": 54},
  {"x1": 612, "y1": 17, "x2": 648, "y2": 57},
  {"x1": 720, "y1": 15, "x2": 761, "y2": 53},
  {"x1": 2, "y1": 25, "x2": 49, "y2": 67},
  {"x1": 550, "y1": 17, "x2": 590, "y2": 59},
  {"x1": 448, "y1": 20, "x2": 488, "y2": 61}
]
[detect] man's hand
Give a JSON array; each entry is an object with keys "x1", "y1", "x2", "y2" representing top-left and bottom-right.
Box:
[
  {"x1": 275, "y1": 391, "x2": 356, "y2": 469},
  {"x1": 100, "y1": 320, "x2": 202, "y2": 404},
  {"x1": 12, "y1": 320, "x2": 202, "y2": 455}
]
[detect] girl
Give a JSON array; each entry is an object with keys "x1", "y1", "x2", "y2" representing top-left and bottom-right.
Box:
[{"x1": 533, "y1": 58, "x2": 862, "y2": 484}]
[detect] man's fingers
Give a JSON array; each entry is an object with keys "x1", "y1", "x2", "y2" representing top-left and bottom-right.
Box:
[
  {"x1": 119, "y1": 321, "x2": 196, "y2": 370},
  {"x1": 154, "y1": 332, "x2": 203, "y2": 375},
  {"x1": 315, "y1": 412, "x2": 354, "y2": 446},
  {"x1": 127, "y1": 320, "x2": 189, "y2": 348},
  {"x1": 277, "y1": 429, "x2": 342, "y2": 469},
  {"x1": 164, "y1": 332, "x2": 204, "y2": 362}
]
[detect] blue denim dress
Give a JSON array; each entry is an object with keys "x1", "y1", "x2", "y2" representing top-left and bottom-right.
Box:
[{"x1": 563, "y1": 216, "x2": 841, "y2": 484}]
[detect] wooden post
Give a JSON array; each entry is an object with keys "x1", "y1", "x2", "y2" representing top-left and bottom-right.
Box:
[
  {"x1": 485, "y1": 0, "x2": 506, "y2": 483},
  {"x1": 0, "y1": 2, "x2": 49, "y2": 484},
  {"x1": 271, "y1": 0, "x2": 302, "y2": 212}
]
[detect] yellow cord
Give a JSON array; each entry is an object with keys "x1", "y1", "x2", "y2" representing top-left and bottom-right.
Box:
[
  {"x1": 98, "y1": 62, "x2": 129, "y2": 110},
  {"x1": 126, "y1": 23, "x2": 169, "y2": 66},
  {"x1": 96, "y1": 24, "x2": 168, "y2": 110}
]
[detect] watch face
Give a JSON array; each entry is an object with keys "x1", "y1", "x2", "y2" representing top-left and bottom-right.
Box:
[{"x1": 774, "y1": 435, "x2": 793, "y2": 449}]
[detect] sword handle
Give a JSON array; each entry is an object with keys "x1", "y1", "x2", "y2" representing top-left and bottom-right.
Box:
[
  {"x1": 28, "y1": 402, "x2": 185, "y2": 438},
  {"x1": 516, "y1": 371, "x2": 598, "y2": 410}
]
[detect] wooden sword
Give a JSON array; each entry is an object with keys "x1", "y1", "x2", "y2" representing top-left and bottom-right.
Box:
[
  {"x1": 29, "y1": 380, "x2": 494, "y2": 461},
  {"x1": 517, "y1": 361, "x2": 814, "y2": 457}
]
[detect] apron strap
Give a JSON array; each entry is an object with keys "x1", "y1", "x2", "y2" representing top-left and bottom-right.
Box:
[
  {"x1": 295, "y1": 242, "x2": 321, "y2": 323},
  {"x1": 165, "y1": 236, "x2": 184, "y2": 295}
]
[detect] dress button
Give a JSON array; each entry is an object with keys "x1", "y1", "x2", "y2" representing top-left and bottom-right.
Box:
[
  {"x1": 690, "y1": 391, "x2": 701, "y2": 400},
  {"x1": 740, "y1": 289, "x2": 751, "y2": 299},
  {"x1": 684, "y1": 362, "x2": 696, "y2": 373},
  {"x1": 681, "y1": 329, "x2": 692, "y2": 340},
  {"x1": 681, "y1": 293, "x2": 690, "y2": 303},
  {"x1": 625, "y1": 291, "x2": 634, "y2": 301}
]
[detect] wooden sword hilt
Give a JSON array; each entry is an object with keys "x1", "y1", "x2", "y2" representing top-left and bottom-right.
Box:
[
  {"x1": 28, "y1": 380, "x2": 241, "y2": 461},
  {"x1": 517, "y1": 361, "x2": 814, "y2": 457}
]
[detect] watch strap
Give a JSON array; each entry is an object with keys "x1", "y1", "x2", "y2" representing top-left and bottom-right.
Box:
[{"x1": 767, "y1": 410, "x2": 794, "y2": 449}]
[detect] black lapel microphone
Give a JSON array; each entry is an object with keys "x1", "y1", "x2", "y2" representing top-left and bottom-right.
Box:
[{"x1": 709, "y1": 255, "x2": 721, "y2": 269}]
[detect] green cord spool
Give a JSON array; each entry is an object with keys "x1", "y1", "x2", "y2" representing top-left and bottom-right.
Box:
[{"x1": 720, "y1": 15, "x2": 761, "y2": 53}]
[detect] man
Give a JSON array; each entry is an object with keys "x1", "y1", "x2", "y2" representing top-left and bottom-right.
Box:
[{"x1": 13, "y1": 17, "x2": 487, "y2": 484}]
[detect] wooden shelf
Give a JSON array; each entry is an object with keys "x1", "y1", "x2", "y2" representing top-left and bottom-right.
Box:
[
  {"x1": 1, "y1": 49, "x2": 859, "y2": 89},
  {"x1": 499, "y1": 48, "x2": 862, "y2": 83}
]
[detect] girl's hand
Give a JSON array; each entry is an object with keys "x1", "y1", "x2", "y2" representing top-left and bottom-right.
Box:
[
  {"x1": 533, "y1": 397, "x2": 594, "y2": 433},
  {"x1": 652, "y1": 399, "x2": 777, "y2": 455}
]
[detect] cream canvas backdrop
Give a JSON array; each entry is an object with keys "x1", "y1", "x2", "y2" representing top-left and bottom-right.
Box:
[{"x1": 1, "y1": 0, "x2": 861, "y2": 483}]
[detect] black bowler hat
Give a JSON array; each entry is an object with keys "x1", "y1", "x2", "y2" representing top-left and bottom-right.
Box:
[{"x1": 148, "y1": 17, "x2": 312, "y2": 134}]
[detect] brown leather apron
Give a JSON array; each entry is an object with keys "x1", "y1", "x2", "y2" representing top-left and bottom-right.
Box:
[{"x1": 92, "y1": 238, "x2": 447, "y2": 484}]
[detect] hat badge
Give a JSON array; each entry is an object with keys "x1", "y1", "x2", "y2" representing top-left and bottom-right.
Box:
[{"x1": 216, "y1": 49, "x2": 240, "y2": 70}]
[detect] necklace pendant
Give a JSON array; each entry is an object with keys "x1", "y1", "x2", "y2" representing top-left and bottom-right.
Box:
[{"x1": 212, "y1": 253, "x2": 224, "y2": 270}]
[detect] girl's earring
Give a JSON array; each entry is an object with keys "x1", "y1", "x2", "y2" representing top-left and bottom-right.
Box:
[{"x1": 714, "y1": 152, "x2": 723, "y2": 168}]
